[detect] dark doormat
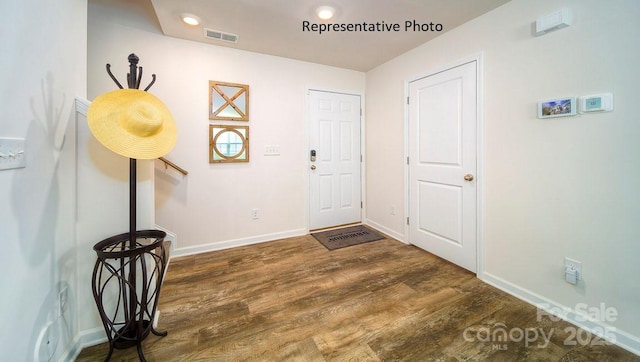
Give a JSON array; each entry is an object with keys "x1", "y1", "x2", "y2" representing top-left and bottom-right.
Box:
[{"x1": 312, "y1": 225, "x2": 385, "y2": 251}]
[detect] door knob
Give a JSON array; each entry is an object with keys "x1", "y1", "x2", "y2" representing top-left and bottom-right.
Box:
[
  {"x1": 464, "y1": 174, "x2": 474, "y2": 181},
  {"x1": 311, "y1": 165, "x2": 316, "y2": 170}
]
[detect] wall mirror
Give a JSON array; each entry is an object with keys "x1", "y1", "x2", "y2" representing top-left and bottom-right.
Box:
[
  {"x1": 209, "y1": 125, "x2": 249, "y2": 163},
  {"x1": 209, "y1": 81, "x2": 249, "y2": 121}
]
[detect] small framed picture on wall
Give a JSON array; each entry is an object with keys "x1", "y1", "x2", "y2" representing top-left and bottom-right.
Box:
[
  {"x1": 209, "y1": 81, "x2": 249, "y2": 121},
  {"x1": 209, "y1": 125, "x2": 249, "y2": 163},
  {"x1": 537, "y1": 97, "x2": 576, "y2": 119}
]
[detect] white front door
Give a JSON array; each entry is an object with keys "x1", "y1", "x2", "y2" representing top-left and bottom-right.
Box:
[
  {"x1": 308, "y1": 90, "x2": 362, "y2": 230},
  {"x1": 408, "y1": 60, "x2": 478, "y2": 272}
]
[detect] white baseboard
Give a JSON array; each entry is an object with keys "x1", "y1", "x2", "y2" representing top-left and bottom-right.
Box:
[
  {"x1": 481, "y1": 272, "x2": 640, "y2": 357},
  {"x1": 61, "y1": 327, "x2": 106, "y2": 362},
  {"x1": 171, "y1": 228, "x2": 308, "y2": 258},
  {"x1": 155, "y1": 225, "x2": 177, "y2": 251},
  {"x1": 167, "y1": 222, "x2": 405, "y2": 259},
  {"x1": 153, "y1": 310, "x2": 161, "y2": 329},
  {"x1": 365, "y1": 219, "x2": 406, "y2": 243}
]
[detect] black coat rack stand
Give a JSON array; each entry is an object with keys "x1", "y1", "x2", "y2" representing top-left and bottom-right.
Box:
[{"x1": 91, "y1": 54, "x2": 169, "y2": 362}]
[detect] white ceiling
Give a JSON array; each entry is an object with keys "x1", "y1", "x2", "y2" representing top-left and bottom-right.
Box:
[{"x1": 150, "y1": 0, "x2": 510, "y2": 72}]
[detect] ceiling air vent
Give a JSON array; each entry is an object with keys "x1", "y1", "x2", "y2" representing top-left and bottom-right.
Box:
[{"x1": 204, "y1": 28, "x2": 239, "y2": 43}]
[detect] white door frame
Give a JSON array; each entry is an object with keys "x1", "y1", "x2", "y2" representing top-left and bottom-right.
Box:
[
  {"x1": 403, "y1": 54, "x2": 484, "y2": 276},
  {"x1": 305, "y1": 87, "x2": 365, "y2": 232}
]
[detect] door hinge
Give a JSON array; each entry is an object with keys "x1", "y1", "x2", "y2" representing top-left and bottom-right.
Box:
[
  {"x1": 407, "y1": 96, "x2": 410, "y2": 105},
  {"x1": 406, "y1": 217, "x2": 410, "y2": 225},
  {"x1": 360, "y1": 155, "x2": 363, "y2": 162},
  {"x1": 361, "y1": 201, "x2": 363, "y2": 208},
  {"x1": 406, "y1": 156, "x2": 409, "y2": 165}
]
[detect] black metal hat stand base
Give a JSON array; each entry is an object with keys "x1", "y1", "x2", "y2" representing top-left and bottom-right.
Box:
[
  {"x1": 90, "y1": 55, "x2": 169, "y2": 362},
  {"x1": 92, "y1": 230, "x2": 170, "y2": 362}
]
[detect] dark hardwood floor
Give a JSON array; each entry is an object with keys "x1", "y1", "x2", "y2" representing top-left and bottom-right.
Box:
[{"x1": 77, "y1": 234, "x2": 639, "y2": 361}]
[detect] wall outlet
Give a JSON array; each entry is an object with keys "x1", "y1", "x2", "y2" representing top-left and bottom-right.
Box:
[
  {"x1": 564, "y1": 257, "x2": 582, "y2": 284},
  {"x1": 251, "y1": 208, "x2": 260, "y2": 220},
  {"x1": 390, "y1": 205, "x2": 396, "y2": 215}
]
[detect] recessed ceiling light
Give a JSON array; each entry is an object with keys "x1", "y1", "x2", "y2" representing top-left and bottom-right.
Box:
[
  {"x1": 316, "y1": 6, "x2": 335, "y2": 21},
  {"x1": 181, "y1": 13, "x2": 200, "y2": 26}
]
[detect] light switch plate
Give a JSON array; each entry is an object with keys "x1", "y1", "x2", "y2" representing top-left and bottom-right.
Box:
[
  {"x1": 0, "y1": 137, "x2": 26, "y2": 170},
  {"x1": 264, "y1": 145, "x2": 281, "y2": 156}
]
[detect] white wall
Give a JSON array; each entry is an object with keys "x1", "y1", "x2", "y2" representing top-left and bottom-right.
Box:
[
  {"x1": 0, "y1": 0, "x2": 86, "y2": 360},
  {"x1": 88, "y1": 0, "x2": 366, "y2": 256},
  {"x1": 366, "y1": 0, "x2": 640, "y2": 353}
]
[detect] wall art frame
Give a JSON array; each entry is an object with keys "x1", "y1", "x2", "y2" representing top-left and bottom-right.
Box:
[
  {"x1": 537, "y1": 96, "x2": 576, "y2": 119},
  {"x1": 209, "y1": 124, "x2": 250, "y2": 163},
  {"x1": 209, "y1": 80, "x2": 249, "y2": 121}
]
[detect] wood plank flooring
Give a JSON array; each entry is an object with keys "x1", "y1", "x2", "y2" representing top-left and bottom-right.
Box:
[{"x1": 77, "y1": 234, "x2": 639, "y2": 361}]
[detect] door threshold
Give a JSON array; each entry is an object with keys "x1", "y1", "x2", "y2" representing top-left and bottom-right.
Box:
[{"x1": 310, "y1": 222, "x2": 362, "y2": 233}]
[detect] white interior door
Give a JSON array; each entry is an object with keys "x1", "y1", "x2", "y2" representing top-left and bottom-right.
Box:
[
  {"x1": 408, "y1": 61, "x2": 478, "y2": 272},
  {"x1": 308, "y1": 90, "x2": 361, "y2": 230}
]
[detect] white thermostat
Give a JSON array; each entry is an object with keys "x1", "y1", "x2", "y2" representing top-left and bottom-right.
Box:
[{"x1": 579, "y1": 93, "x2": 613, "y2": 113}]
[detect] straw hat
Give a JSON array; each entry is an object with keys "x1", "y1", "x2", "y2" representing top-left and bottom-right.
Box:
[{"x1": 87, "y1": 89, "x2": 177, "y2": 159}]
